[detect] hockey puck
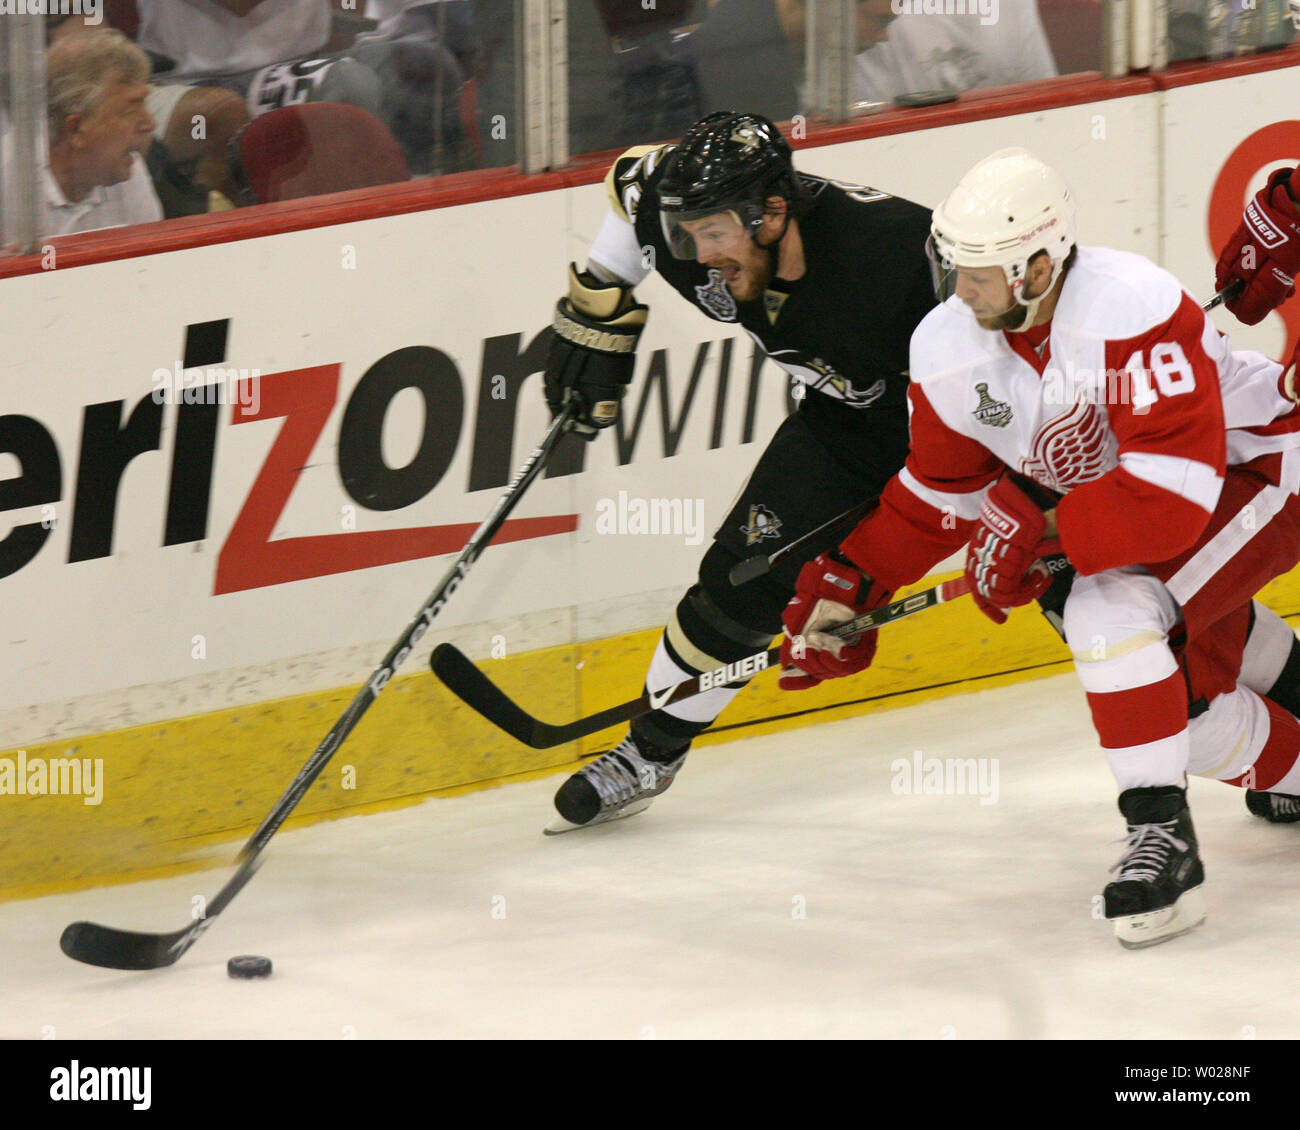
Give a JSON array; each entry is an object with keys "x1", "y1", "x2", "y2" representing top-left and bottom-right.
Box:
[{"x1": 227, "y1": 955, "x2": 273, "y2": 979}]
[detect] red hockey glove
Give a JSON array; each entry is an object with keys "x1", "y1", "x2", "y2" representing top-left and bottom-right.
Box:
[
  {"x1": 1216, "y1": 166, "x2": 1300, "y2": 326},
  {"x1": 779, "y1": 551, "x2": 891, "y2": 689},
  {"x1": 965, "y1": 474, "x2": 1059, "y2": 625}
]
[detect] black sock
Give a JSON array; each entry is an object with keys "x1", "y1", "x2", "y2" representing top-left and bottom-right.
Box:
[{"x1": 1265, "y1": 636, "x2": 1300, "y2": 720}]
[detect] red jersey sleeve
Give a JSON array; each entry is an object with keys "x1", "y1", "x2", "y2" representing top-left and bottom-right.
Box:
[
  {"x1": 1055, "y1": 292, "x2": 1227, "y2": 575},
  {"x1": 840, "y1": 384, "x2": 1003, "y2": 590}
]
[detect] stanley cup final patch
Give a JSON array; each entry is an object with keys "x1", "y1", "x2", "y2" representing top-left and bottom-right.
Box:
[
  {"x1": 972, "y1": 382, "x2": 1013, "y2": 428},
  {"x1": 741, "y1": 504, "x2": 783, "y2": 546},
  {"x1": 696, "y1": 269, "x2": 739, "y2": 321}
]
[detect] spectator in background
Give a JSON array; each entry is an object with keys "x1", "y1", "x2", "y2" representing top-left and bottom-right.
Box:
[
  {"x1": 853, "y1": 2, "x2": 1057, "y2": 104},
  {"x1": 591, "y1": 0, "x2": 703, "y2": 148},
  {"x1": 136, "y1": 0, "x2": 382, "y2": 199},
  {"x1": 1169, "y1": 0, "x2": 1295, "y2": 62},
  {"x1": 689, "y1": 0, "x2": 800, "y2": 122},
  {"x1": 687, "y1": 0, "x2": 1056, "y2": 127},
  {"x1": 137, "y1": 0, "x2": 469, "y2": 180},
  {"x1": 18, "y1": 29, "x2": 164, "y2": 239},
  {"x1": 336, "y1": 0, "x2": 478, "y2": 173},
  {"x1": 357, "y1": 0, "x2": 480, "y2": 74}
]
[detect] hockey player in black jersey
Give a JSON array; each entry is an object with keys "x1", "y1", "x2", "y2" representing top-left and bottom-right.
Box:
[{"x1": 542, "y1": 110, "x2": 936, "y2": 832}]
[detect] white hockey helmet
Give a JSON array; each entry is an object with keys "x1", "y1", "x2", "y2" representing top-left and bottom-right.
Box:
[{"x1": 926, "y1": 147, "x2": 1078, "y2": 327}]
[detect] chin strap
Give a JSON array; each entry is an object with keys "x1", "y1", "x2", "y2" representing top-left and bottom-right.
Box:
[
  {"x1": 755, "y1": 211, "x2": 793, "y2": 267},
  {"x1": 1006, "y1": 257, "x2": 1068, "y2": 332}
]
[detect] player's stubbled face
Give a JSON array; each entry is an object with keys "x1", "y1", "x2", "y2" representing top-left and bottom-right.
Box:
[
  {"x1": 954, "y1": 265, "x2": 1027, "y2": 331},
  {"x1": 680, "y1": 211, "x2": 772, "y2": 302}
]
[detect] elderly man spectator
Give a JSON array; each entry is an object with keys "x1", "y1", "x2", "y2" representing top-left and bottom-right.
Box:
[{"x1": 15, "y1": 29, "x2": 164, "y2": 241}]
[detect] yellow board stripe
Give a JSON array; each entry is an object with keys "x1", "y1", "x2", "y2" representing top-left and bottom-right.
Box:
[{"x1": 6, "y1": 568, "x2": 1300, "y2": 900}]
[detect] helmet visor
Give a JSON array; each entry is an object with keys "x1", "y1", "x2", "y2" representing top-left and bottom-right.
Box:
[
  {"x1": 660, "y1": 201, "x2": 762, "y2": 261},
  {"x1": 925, "y1": 232, "x2": 958, "y2": 303}
]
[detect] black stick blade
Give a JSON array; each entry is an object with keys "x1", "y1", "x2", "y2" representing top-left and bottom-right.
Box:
[
  {"x1": 728, "y1": 554, "x2": 771, "y2": 586},
  {"x1": 60, "y1": 920, "x2": 196, "y2": 970},
  {"x1": 431, "y1": 644, "x2": 546, "y2": 747}
]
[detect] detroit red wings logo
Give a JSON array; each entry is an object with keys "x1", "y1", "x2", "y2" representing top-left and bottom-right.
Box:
[{"x1": 1019, "y1": 399, "x2": 1111, "y2": 491}]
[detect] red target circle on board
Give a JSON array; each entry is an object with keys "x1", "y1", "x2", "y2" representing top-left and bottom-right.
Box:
[{"x1": 1208, "y1": 121, "x2": 1300, "y2": 363}]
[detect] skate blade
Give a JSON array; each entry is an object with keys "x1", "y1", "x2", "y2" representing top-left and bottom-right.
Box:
[
  {"x1": 1112, "y1": 887, "x2": 1207, "y2": 949},
  {"x1": 543, "y1": 799, "x2": 654, "y2": 836}
]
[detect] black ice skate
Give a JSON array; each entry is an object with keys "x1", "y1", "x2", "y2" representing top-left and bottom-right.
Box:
[
  {"x1": 1103, "y1": 785, "x2": 1206, "y2": 949},
  {"x1": 547, "y1": 735, "x2": 688, "y2": 835},
  {"x1": 1245, "y1": 789, "x2": 1300, "y2": 823}
]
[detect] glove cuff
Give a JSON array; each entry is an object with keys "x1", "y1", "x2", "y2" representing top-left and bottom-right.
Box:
[
  {"x1": 1268, "y1": 167, "x2": 1300, "y2": 218},
  {"x1": 567, "y1": 263, "x2": 639, "y2": 319},
  {"x1": 1003, "y1": 470, "x2": 1062, "y2": 511}
]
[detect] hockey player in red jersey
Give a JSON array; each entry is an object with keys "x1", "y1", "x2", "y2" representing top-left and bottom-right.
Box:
[
  {"x1": 782, "y1": 147, "x2": 1300, "y2": 948},
  {"x1": 1213, "y1": 160, "x2": 1300, "y2": 825}
]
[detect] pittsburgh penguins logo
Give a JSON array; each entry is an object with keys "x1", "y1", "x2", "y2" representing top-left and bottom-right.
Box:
[
  {"x1": 731, "y1": 126, "x2": 761, "y2": 152},
  {"x1": 741, "y1": 504, "x2": 783, "y2": 546}
]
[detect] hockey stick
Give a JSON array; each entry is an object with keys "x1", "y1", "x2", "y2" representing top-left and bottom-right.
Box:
[
  {"x1": 431, "y1": 574, "x2": 971, "y2": 749},
  {"x1": 60, "y1": 407, "x2": 578, "y2": 971},
  {"x1": 1204, "y1": 279, "x2": 1244, "y2": 312},
  {"x1": 728, "y1": 498, "x2": 877, "y2": 586}
]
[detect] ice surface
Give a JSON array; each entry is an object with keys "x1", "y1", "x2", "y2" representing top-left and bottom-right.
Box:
[{"x1": 5, "y1": 672, "x2": 1298, "y2": 1039}]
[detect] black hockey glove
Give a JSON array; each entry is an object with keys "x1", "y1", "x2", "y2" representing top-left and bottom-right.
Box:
[{"x1": 544, "y1": 264, "x2": 648, "y2": 440}]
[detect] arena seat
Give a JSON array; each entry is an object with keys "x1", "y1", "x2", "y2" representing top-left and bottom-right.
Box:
[{"x1": 231, "y1": 101, "x2": 411, "y2": 204}]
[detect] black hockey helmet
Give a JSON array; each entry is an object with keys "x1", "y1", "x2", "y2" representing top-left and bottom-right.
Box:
[{"x1": 657, "y1": 111, "x2": 801, "y2": 259}]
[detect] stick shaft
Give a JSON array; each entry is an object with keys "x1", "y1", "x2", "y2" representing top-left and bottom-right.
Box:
[
  {"x1": 62, "y1": 408, "x2": 576, "y2": 968},
  {"x1": 431, "y1": 575, "x2": 972, "y2": 749}
]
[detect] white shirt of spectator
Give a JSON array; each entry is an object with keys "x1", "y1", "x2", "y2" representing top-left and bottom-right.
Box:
[
  {"x1": 855, "y1": 6, "x2": 1058, "y2": 104},
  {"x1": 360, "y1": 0, "x2": 452, "y2": 42},
  {"x1": 37, "y1": 151, "x2": 163, "y2": 238},
  {"x1": 136, "y1": 0, "x2": 332, "y2": 78}
]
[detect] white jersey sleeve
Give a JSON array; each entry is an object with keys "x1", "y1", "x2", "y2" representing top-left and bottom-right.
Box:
[{"x1": 587, "y1": 209, "x2": 652, "y2": 288}]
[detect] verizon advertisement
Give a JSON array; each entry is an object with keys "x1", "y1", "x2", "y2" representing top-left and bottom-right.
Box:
[
  {"x1": 0, "y1": 191, "x2": 791, "y2": 726},
  {"x1": 2, "y1": 74, "x2": 1297, "y2": 737}
]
